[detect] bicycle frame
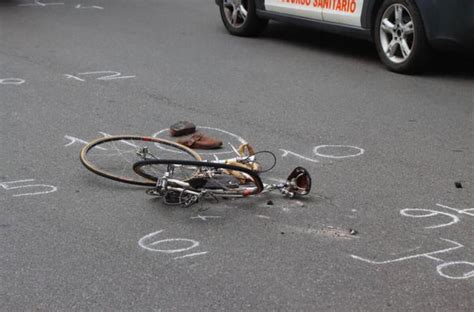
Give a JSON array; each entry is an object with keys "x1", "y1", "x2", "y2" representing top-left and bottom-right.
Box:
[
  {"x1": 134, "y1": 143, "x2": 310, "y2": 207},
  {"x1": 142, "y1": 163, "x2": 302, "y2": 207}
]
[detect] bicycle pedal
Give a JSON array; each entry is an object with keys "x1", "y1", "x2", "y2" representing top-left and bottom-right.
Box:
[{"x1": 163, "y1": 191, "x2": 182, "y2": 205}]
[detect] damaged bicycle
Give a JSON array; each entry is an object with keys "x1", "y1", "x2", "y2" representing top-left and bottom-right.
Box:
[{"x1": 80, "y1": 135, "x2": 311, "y2": 207}]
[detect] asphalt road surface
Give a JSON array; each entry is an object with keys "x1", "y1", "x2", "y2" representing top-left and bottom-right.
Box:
[{"x1": 1, "y1": 0, "x2": 473, "y2": 310}]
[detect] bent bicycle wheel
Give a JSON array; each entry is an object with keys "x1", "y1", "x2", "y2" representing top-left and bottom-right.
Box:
[
  {"x1": 133, "y1": 159, "x2": 264, "y2": 196},
  {"x1": 80, "y1": 135, "x2": 202, "y2": 186}
]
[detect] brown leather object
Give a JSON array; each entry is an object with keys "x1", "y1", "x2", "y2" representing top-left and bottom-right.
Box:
[
  {"x1": 169, "y1": 121, "x2": 196, "y2": 137},
  {"x1": 177, "y1": 133, "x2": 222, "y2": 149}
]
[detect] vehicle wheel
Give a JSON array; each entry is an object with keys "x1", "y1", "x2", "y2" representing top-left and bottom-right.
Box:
[
  {"x1": 219, "y1": 0, "x2": 268, "y2": 36},
  {"x1": 80, "y1": 135, "x2": 202, "y2": 186},
  {"x1": 374, "y1": 0, "x2": 430, "y2": 74}
]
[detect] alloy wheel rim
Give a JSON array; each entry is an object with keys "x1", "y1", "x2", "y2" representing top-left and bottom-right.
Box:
[
  {"x1": 379, "y1": 4, "x2": 415, "y2": 64},
  {"x1": 223, "y1": 0, "x2": 248, "y2": 28}
]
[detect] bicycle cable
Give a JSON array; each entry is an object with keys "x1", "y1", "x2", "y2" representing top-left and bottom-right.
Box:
[{"x1": 253, "y1": 151, "x2": 277, "y2": 173}]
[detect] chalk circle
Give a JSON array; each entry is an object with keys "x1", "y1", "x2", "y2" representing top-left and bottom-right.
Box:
[
  {"x1": 153, "y1": 126, "x2": 247, "y2": 156},
  {"x1": 400, "y1": 208, "x2": 442, "y2": 218},
  {"x1": 400, "y1": 208, "x2": 460, "y2": 229},
  {"x1": 139, "y1": 230, "x2": 199, "y2": 253},
  {"x1": 436, "y1": 261, "x2": 474, "y2": 280},
  {"x1": 313, "y1": 145, "x2": 364, "y2": 159},
  {"x1": 0, "y1": 78, "x2": 25, "y2": 85},
  {"x1": 147, "y1": 238, "x2": 198, "y2": 253}
]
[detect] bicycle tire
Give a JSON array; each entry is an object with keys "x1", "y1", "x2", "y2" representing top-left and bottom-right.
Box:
[
  {"x1": 80, "y1": 135, "x2": 202, "y2": 186},
  {"x1": 133, "y1": 159, "x2": 264, "y2": 196}
]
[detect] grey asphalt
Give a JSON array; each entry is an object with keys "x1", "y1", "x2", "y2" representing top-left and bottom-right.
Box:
[{"x1": 1, "y1": 0, "x2": 473, "y2": 310}]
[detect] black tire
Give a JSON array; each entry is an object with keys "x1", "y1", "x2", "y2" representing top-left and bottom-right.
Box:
[
  {"x1": 219, "y1": 0, "x2": 268, "y2": 37},
  {"x1": 374, "y1": 0, "x2": 431, "y2": 74},
  {"x1": 80, "y1": 135, "x2": 202, "y2": 186},
  {"x1": 133, "y1": 159, "x2": 264, "y2": 196}
]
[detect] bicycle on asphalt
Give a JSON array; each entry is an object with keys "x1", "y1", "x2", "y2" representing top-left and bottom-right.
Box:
[{"x1": 80, "y1": 135, "x2": 311, "y2": 207}]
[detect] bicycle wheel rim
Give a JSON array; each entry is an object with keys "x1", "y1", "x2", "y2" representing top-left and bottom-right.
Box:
[
  {"x1": 133, "y1": 159, "x2": 264, "y2": 196},
  {"x1": 80, "y1": 135, "x2": 202, "y2": 186}
]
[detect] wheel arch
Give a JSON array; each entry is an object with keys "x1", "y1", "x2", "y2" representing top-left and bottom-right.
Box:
[
  {"x1": 361, "y1": 0, "x2": 382, "y2": 34},
  {"x1": 363, "y1": 0, "x2": 432, "y2": 42}
]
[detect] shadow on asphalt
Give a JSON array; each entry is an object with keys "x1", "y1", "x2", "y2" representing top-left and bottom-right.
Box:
[
  {"x1": 0, "y1": 0, "x2": 20, "y2": 7},
  {"x1": 260, "y1": 21, "x2": 474, "y2": 80},
  {"x1": 262, "y1": 21, "x2": 378, "y2": 63},
  {"x1": 424, "y1": 52, "x2": 474, "y2": 80}
]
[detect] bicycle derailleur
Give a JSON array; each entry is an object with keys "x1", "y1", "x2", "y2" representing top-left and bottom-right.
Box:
[{"x1": 145, "y1": 170, "x2": 203, "y2": 207}]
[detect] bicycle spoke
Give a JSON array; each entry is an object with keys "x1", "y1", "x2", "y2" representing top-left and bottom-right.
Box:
[{"x1": 80, "y1": 136, "x2": 201, "y2": 185}]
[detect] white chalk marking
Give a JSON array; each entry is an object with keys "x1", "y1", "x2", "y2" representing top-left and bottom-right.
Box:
[
  {"x1": 436, "y1": 262, "x2": 474, "y2": 280},
  {"x1": 153, "y1": 126, "x2": 247, "y2": 155},
  {"x1": 389, "y1": 246, "x2": 421, "y2": 256},
  {"x1": 280, "y1": 149, "x2": 320, "y2": 163},
  {"x1": 354, "y1": 203, "x2": 472, "y2": 280},
  {"x1": 76, "y1": 71, "x2": 135, "y2": 80},
  {"x1": 75, "y1": 4, "x2": 104, "y2": 9},
  {"x1": 256, "y1": 215, "x2": 271, "y2": 219},
  {"x1": 148, "y1": 238, "x2": 198, "y2": 253},
  {"x1": 98, "y1": 131, "x2": 112, "y2": 137},
  {"x1": 98, "y1": 132, "x2": 139, "y2": 148},
  {"x1": 1, "y1": 179, "x2": 57, "y2": 197},
  {"x1": 400, "y1": 208, "x2": 460, "y2": 229},
  {"x1": 190, "y1": 215, "x2": 222, "y2": 221},
  {"x1": 174, "y1": 251, "x2": 208, "y2": 260},
  {"x1": 424, "y1": 255, "x2": 443, "y2": 261},
  {"x1": 138, "y1": 230, "x2": 199, "y2": 253},
  {"x1": 213, "y1": 154, "x2": 219, "y2": 161},
  {"x1": 460, "y1": 208, "x2": 474, "y2": 216},
  {"x1": 351, "y1": 238, "x2": 463, "y2": 264},
  {"x1": 64, "y1": 135, "x2": 107, "y2": 150},
  {"x1": 228, "y1": 143, "x2": 240, "y2": 156},
  {"x1": 64, "y1": 135, "x2": 88, "y2": 146},
  {"x1": 12, "y1": 185, "x2": 57, "y2": 197},
  {"x1": 65, "y1": 132, "x2": 138, "y2": 149},
  {"x1": 64, "y1": 74, "x2": 85, "y2": 82},
  {"x1": 0, "y1": 179, "x2": 35, "y2": 186},
  {"x1": 0, "y1": 78, "x2": 25, "y2": 85},
  {"x1": 313, "y1": 145, "x2": 364, "y2": 159},
  {"x1": 401, "y1": 204, "x2": 473, "y2": 229},
  {"x1": 436, "y1": 203, "x2": 474, "y2": 217},
  {"x1": 18, "y1": 1, "x2": 63, "y2": 7}
]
